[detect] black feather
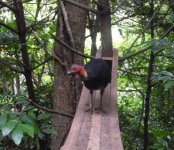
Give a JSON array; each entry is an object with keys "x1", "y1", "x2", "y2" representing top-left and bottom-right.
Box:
[{"x1": 84, "y1": 59, "x2": 111, "y2": 90}]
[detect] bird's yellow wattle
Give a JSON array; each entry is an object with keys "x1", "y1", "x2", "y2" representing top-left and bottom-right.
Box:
[{"x1": 83, "y1": 70, "x2": 88, "y2": 79}]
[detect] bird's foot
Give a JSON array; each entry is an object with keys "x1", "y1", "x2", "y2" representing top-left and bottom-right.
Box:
[
  {"x1": 101, "y1": 109, "x2": 107, "y2": 114},
  {"x1": 85, "y1": 106, "x2": 95, "y2": 112},
  {"x1": 95, "y1": 107, "x2": 107, "y2": 113},
  {"x1": 85, "y1": 106, "x2": 107, "y2": 113},
  {"x1": 85, "y1": 101, "x2": 95, "y2": 113}
]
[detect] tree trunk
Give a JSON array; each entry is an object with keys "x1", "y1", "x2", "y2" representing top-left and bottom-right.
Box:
[
  {"x1": 143, "y1": 0, "x2": 155, "y2": 149},
  {"x1": 13, "y1": 0, "x2": 35, "y2": 101},
  {"x1": 51, "y1": 1, "x2": 87, "y2": 149},
  {"x1": 90, "y1": 12, "x2": 99, "y2": 57},
  {"x1": 98, "y1": 0, "x2": 113, "y2": 57}
]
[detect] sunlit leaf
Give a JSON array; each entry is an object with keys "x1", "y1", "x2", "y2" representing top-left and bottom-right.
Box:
[
  {"x1": 12, "y1": 124, "x2": 23, "y2": 145},
  {"x1": 1, "y1": 120, "x2": 17, "y2": 136},
  {"x1": 21, "y1": 123, "x2": 34, "y2": 137},
  {"x1": 160, "y1": 71, "x2": 173, "y2": 77},
  {"x1": 21, "y1": 115, "x2": 40, "y2": 134}
]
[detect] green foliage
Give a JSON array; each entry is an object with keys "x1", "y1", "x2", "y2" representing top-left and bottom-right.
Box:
[
  {"x1": 152, "y1": 71, "x2": 174, "y2": 91},
  {"x1": 150, "y1": 39, "x2": 173, "y2": 53},
  {"x1": 0, "y1": 1, "x2": 56, "y2": 148},
  {"x1": 11, "y1": 124, "x2": 24, "y2": 145},
  {"x1": 1, "y1": 120, "x2": 18, "y2": 136},
  {"x1": 1, "y1": 0, "x2": 174, "y2": 149},
  {"x1": 116, "y1": 0, "x2": 174, "y2": 149},
  {"x1": 0, "y1": 91, "x2": 54, "y2": 148},
  {"x1": 0, "y1": 113, "x2": 36, "y2": 145},
  {"x1": 149, "y1": 126, "x2": 170, "y2": 150}
]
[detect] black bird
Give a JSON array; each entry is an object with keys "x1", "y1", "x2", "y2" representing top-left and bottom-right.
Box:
[{"x1": 68, "y1": 59, "x2": 111, "y2": 112}]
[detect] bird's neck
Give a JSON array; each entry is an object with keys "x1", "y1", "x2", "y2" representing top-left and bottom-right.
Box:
[
  {"x1": 77, "y1": 66, "x2": 88, "y2": 80},
  {"x1": 80, "y1": 69, "x2": 88, "y2": 80}
]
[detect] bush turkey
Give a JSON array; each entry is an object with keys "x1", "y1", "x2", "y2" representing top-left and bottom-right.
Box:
[{"x1": 68, "y1": 59, "x2": 111, "y2": 112}]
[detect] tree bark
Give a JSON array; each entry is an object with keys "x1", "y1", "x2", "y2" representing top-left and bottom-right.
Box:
[
  {"x1": 13, "y1": 0, "x2": 35, "y2": 101},
  {"x1": 98, "y1": 0, "x2": 113, "y2": 57},
  {"x1": 89, "y1": 11, "x2": 99, "y2": 57},
  {"x1": 51, "y1": 0, "x2": 87, "y2": 149},
  {"x1": 143, "y1": 0, "x2": 155, "y2": 149}
]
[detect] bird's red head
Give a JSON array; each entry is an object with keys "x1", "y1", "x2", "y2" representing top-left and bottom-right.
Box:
[{"x1": 67, "y1": 64, "x2": 87, "y2": 77}]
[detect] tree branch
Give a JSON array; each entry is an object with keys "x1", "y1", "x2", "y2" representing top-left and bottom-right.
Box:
[
  {"x1": 31, "y1": 56, "x2": 53, "y2": 71},
  {"x1": 0, "y1": 58, "x2": 24, "y2": 73},
  {"x1": 122, "y1": 63, "x2": 144, "y2": 96},
  {"x1": 111, "y1": 0, "x2": 126, "y2": 14},
  {"x1": 118, "y1": 89, "x2": 142, "y2": 92},
  {"x1": 52, "y1": 35, "x2": 95, "y2": 59},
  {"x1": 111, "y1": 14, "x2": 136, "y2": 25},
  {"x1": 29, "y1": 99, "x2": 74, "y2": 118},
  {"x1": 119, "y1": 21, "x2": 172, "y2": 62},
  {"x1": 59, "y1": 0, "x2": 75, "y2": 47},
  {"x1": 53, "y1": 53, "x2": 67, "y2": 67},
  {"x1": 119, "y1": 69, "x2": 146, "y2": 77},
  {"x1": 92, "y1": 0, "x2": 100, "y2": 7},
  {"x1": 160, "y1": 23, "x2": 174, "y2": 39},
  {"x1": 0, "y1": 0, "x2": 16, "y2": 11},
  {"x1": 61, "y1": 0, "x2": 98, "y2": 14},
  {"x1": 119, "y1": 46, "x2": 152, "y2": 62},
  {"x1": 124, "y1": 0, "x2": 165, "y2": 55},
  {"x1": 0, "y1": 22, "x2": 18, "y2": 34}
]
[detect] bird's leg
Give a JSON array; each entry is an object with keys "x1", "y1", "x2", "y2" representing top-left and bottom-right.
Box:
[
  {"x1": 100, "y1": 89, "x2": 106, "y2": 113},
  {"x1": 85, "y1": 90, "x2": 94, "y2": 112},
  {"x1": 90, "y1": 90, "x2": 94, "y2": 112}
]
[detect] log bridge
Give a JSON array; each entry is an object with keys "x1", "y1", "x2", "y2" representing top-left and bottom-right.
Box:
[{"x1": 60, "y1": 50, "x2": 123, "y2": 150}]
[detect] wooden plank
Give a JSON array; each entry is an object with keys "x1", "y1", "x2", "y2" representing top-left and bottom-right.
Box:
[
  {"x1": 110, "y1": 50, "x2": 124, "y2": 150},
  {"x1": 100, "y1": 85, "x2": 111, "y2": 150},
  {"x1": 87, "y1": 112, "x2": 101, "y2": 150},
  {"x1": 87, "y1": 91, "x2": 101, "y2": 150},
  {"x1": 76, "y1": 108, "x2": 92, "y2": 149},
  {"x1": 100, "y1": 116, "x2": 111, "y2": 150},
  {"x1": 60, "y1": 87, "x2": 89, "y2": 150},
  {"x1": 101, "y1": 84, "x2": 111, "y2": 114},
  {"x1": 102, "y1": 57, "x2": 113, "y2": 61},
  {"x1": 96, "y1": 49, "x2": 102, "y2": 58}
]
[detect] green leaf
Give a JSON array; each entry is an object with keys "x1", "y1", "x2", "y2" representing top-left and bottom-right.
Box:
[
  {"x1": 21, "y1": 123, "x2": 34, "y2": 137},
  {"x1": 164, "y1": 81, "x2": 174, "y2": 91},
  {"x1": 42, "y1": 127, "x2": 55, "y2": 134},
  {"x1": 38, "y1": 132, "x2": 45, "y2": 139},
  {"x1": 21, "y1": 115, "x2": 39, "y2": 133},
  {"x1": 28, "y1": 111, "x2": 36, "y2": 120},
  {"x1": 22, "y1": 105, "x2": 35, "y2": 112},
  {"x1": 21, "y1": 115, "x2": 35, "y2": 125},
  {"x1": 151, "y1": 39, "x2": 172, "y2": 52},
  {"x1": 160, "y1": 71, "x2": 173, "y2": 77},
  {"x1": 0, "y1": 114, "x2": 7, "y2": 127},
  {"x1": 1, "y1": 120, "x2": 17, "y2": 136},
  {"x1": 37, "y1": 113, "x2": 52, "y2": 121},
  {"x1": 158, "y1": 76, "x2": 170, "y2": 81},
  {"x1": 12, "y1": 124, "x2": 23, "y2": 145}
]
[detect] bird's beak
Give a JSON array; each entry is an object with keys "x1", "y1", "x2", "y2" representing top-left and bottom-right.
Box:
[
  {"x1": 67, "y1": 71, "x2": 72, "y2": 75},
  {"x1": 67, "y1": 70, "x2": 76, "y2": 75}
]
